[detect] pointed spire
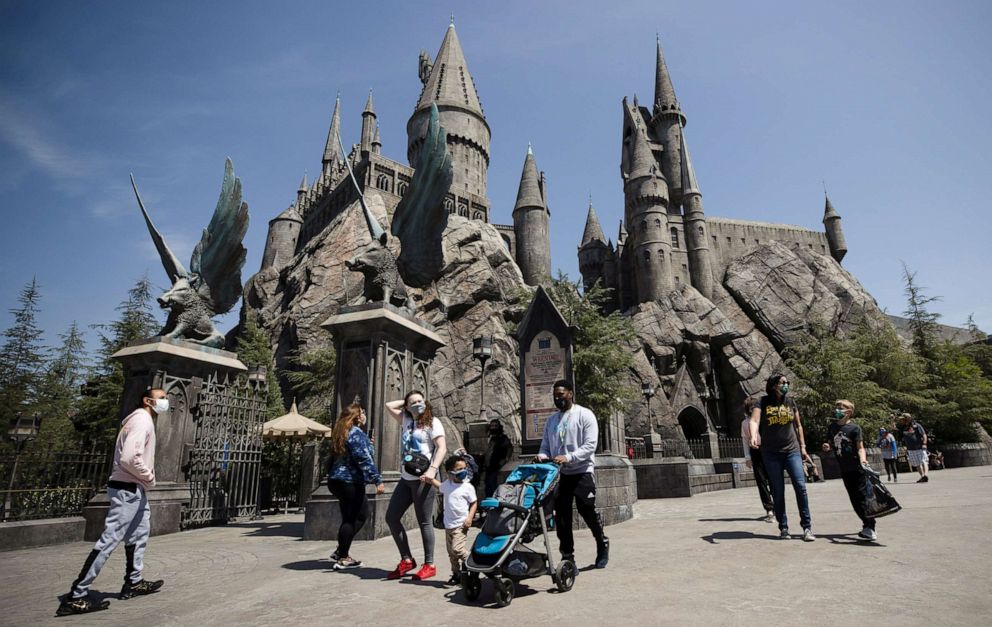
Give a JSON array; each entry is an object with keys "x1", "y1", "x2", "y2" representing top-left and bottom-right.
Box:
[
  {"x1": 414, "y1": 21, "x2": 484, "y2": 116},
  {"x1": 654, "y1": 36, "x2": 678, "y2": 110},
  {"x1": 580, "y1": 199, "x2": 607, "y2": 247},
  {"x1": 363, "y1": 89, "x2": 376, "y2": 115},
  {"x1": 823, "y1": 193, "x2": 840, "y2": 220},
  {"x1": 322, "y1": 94, "x2": 343, "y2": 165},
  {"x1": 679, "y1": 124, "x2": 700, "y2": 195},
  {"x1": 513, "y1": 146, "x2": 545, "y2": 212},
  {"x1": 298, "y1": 173, "x2": 308, "y2": 192},
  {"x1": 629, "y1": 123, "x2": 660, "y2": 180},
  {"x1": 372, "y1": 124, "x2": 381, "y2": 149}
]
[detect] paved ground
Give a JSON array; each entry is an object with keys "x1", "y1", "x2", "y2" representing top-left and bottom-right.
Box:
[{"x1": 2, "y1": 466, "x2": 991, "y2": 626}]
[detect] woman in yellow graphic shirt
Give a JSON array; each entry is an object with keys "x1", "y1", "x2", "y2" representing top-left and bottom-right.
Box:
[{"x1": 748, "y1": 374, "x2": 815, "y2": 542}]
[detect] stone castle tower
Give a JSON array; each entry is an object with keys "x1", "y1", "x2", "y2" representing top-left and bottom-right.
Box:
[
  {"x1": 258, "y1": 22, "x2": 551, "y2": 287},
  {"x1": 580, "y1": 38, "x2": 848, "y2": 310}
]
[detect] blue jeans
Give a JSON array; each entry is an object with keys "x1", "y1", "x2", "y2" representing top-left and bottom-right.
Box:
[{"x1": 761, "y1": 450, "x2": 812, "y2": 531}]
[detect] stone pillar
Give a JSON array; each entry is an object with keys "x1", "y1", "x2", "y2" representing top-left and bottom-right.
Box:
[
  {"x1": 304, "y1": 303, "x2": 445, "y2": 541},
  {"x1": 707, "y1": 431, "x2": 720, "y2": 459},
  {"x1": 83, "y1": 338, "x2": 247, "y2": 540}
]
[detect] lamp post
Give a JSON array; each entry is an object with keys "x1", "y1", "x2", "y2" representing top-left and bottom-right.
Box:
[
  {"x1": 641, "y1": 381, "x2": 656, "y2": 434},
  {"x1": 4, "y1": 412, "x2": 42, "y2": 522},
  {"x1": 472, "y1": 335, "x2": 494, "y2": 422}
]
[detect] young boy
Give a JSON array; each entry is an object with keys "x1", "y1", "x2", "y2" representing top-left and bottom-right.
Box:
[
  {"x1": 428, "y1": 455, "x2": 478, "y2": 585},
  {"x1": 825, "y1": 399, "x2": 878, "y2": 541}
]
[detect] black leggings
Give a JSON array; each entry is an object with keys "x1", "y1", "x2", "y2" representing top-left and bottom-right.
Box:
[
  {"x1": 386, "y1": 479, "x2": 436, "y2": 564},
  {"x1": 883, "y1": 458, "x2": 898, "y2": 480},
  {"x1": 749, "y1": 448, "x2": 774, "y2": 513},
  {"x1": 555, "y1": 472, "x2": 606, "y2": 556},
  {"x1": 329, "y1": 480, "x2": 369, "y2": 558}
]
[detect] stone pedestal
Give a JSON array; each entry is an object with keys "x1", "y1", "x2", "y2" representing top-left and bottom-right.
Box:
[
  {"x1": 304, "y1": 303, "x2": 445, "y2": 541},
  {"x1": 83, "y1": 338, "x2": 247, "y2": 541}
]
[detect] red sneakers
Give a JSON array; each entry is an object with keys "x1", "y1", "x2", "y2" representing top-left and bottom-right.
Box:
[
  {"x1": 386, "y1": 558, "x2": 417, "y2": 580},
  {"x1": 411, "y1": 564, "x2": 436, "y2": 580}
]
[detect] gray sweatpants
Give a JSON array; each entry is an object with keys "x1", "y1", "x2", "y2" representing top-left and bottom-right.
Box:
[
  {"x1": 386, "y1": 479, "x2": 436, "y2": 564},
  {"x1": 72, "y1": 485, "x2": 151, "y2": 597}
]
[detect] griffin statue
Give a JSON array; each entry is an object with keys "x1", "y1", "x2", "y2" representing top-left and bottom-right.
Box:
[{"x1": 130, "y1": 158, "x2": 249, "y2": 348}]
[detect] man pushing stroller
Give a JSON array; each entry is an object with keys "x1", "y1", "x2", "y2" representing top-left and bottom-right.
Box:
[{"x1": 535, "y1": 379, "x2": 610, "y2": 569}]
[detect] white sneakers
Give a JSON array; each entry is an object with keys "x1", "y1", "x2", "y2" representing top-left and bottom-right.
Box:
[{"x1": 858, "y1": 527, "x2": 878, "y2": 541}]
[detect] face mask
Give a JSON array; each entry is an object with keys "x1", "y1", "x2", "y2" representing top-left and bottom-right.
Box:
[
  {"x1": 453, "y1": 469, "x2": 469, "y2": 481},
  {"x1": 409, "y1": 402, "x2": 426, "y2": 416},
  {"x1": 834, "y1": 408, "x2": 846, "y2": 420},
  {"x1": 554, "y1": 397, "x2": 567, "y2": 411},
  {"x1": 780, "y1": 384, "x2": 790, "y2": 395},
  {"x1": 152, "y1": 398, "x2": 169, "y2": 414}
]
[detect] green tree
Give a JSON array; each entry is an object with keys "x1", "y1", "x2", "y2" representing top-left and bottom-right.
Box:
[
  {"x1": 235, "y1": 314, "x2": 285, "y2": 419},
  {"x1": 75, "y1": 277, "x2": 160, "y2": 445},
  {"x1": 901, "y1": 263, "x2": 942, "y2": 374},
  {"x1": 962, "y1": 314, "x2": 992, "y2": 381},
  {"x1": 0, "y1": 278, "x2": 47, "y2": 447},
  {"x1": 546, "y1": 274, "x2": 637, "y2": 424},
  {"x1": 35, "y1": 322, "x2": 88, "y2": 449},
  {"x1": 283, "y1": 334, "x2": 336, "y2": 425}
]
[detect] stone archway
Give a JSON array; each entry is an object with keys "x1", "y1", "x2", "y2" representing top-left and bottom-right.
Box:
[{"x1": 677, "y1": 406, "x2": 708, "y2": 439}]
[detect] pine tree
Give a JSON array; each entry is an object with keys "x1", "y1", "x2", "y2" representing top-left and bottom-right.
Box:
[
  {"x1": 283, "y1": 333, "x2": 336, "y2": 425},
  {"x1": 901, "y1": 263, "x2": 942, "y2": 373},
  {"x1": 36, "y1": 322, "x2": 88, "y2": 449},
  {"x1": 75, "y1": 276, "x2": 160, "y2": 444},
  {"x1": 547, "y1": 274, "x2": 637, "y2": 424},
  {"x1": 235, "y1": 314, "x2": 285, "y2": 419},
  {"x1": 0, "y1": 278, "x2": 47, "y2": 443}
]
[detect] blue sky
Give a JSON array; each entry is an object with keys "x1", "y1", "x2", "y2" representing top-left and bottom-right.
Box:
[{"x1": 1, "y1": 0, "x2": 990, "y2": 358}]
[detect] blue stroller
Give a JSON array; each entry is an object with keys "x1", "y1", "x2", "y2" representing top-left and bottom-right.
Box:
[{"x1": 462, "y1": 462, "x2": 576, "y2": 607}]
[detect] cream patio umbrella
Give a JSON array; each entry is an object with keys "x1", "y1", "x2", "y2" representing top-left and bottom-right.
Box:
[
  {"x1": 261, "y1": 400, "x2": 332, "y2": 514},
  {"x1": 261, "y1": 400, "x2": 333, "y2": 440}
]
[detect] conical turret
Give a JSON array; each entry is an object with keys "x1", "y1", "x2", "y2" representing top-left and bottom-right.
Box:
[
  {"x1": 822, "y1": 193, "x2": 848, "y2": 263},
  {"x1": 512, "y1": 145, "x2": 551, "y2": 287},
  {"x1": 578, "y1": 198, "x2": 614, "y2": 302},
  {"x1": 678, "y1": 125, "x2": 714, "y2": 298},
  {"x1": 260, "y1": 202, "x2": 303, "y2": 271},
  {"x1": 580, "y1": 199, "x2": 607, "y2": 247},
  {"x1": 361, "y1": 90, "x2": 376, "y2": 155},
  {"x1": 407, "y1": 21, "x2": 491, "y2": 198},
  {"x1": 654, "y1": 35, "x2": 681, "y2": 115},
  {"x1": 322, "y1": 94, "x2": 343, "y2": 175}
]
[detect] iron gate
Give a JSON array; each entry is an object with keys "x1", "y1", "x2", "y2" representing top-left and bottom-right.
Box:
[{"x1": 181, "y1": 373, "x2": 266, "y2": 529}]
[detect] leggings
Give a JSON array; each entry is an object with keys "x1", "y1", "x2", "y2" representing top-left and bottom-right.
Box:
[
  {"x1": 328, "y1": 479, "x2": 369, "y2": 558},
  {"x1": 749, "y1": 448, "x2": 774, "y2": 513},
  {"x1": 386, "y1": 478, "x2": 436, "y2": 564},
  {"x1": 883, "y1": 458, "x2": 898, "y2": 481}
]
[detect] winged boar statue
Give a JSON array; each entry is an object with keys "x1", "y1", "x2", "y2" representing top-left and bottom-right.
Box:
[{"x1": 130, "y1": 158, "x2": 249, "y2": 348}]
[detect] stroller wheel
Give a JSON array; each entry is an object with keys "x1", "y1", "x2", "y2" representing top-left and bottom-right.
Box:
[
  {"x1": 462, "y1": 573, "x2": 482, "y2": 602},
  {"x1": 555, "y1": 559, "x2": 577, "y2": 592},
  {"x1": 494, "y1": 577, "x2": 515, "y2": 608}
]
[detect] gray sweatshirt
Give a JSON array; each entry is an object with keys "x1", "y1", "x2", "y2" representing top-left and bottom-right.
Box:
[{"x1": 538, "y1": 403, "x2": 598, "y2": 475}]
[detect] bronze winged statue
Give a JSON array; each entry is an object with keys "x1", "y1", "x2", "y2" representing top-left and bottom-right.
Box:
[
  {"x1": 130, "y1": 158, "x2": 249, "y2": 348},
  {"x1": 389, "y1": 103, "x2": 454, "y2": 288}
]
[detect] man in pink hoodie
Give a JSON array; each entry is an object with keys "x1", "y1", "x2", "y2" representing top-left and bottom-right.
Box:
[{"x1": 57, "y1": 388, "x2": 167, "y2": 616}]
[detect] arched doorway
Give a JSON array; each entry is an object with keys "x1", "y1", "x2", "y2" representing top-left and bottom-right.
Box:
[{"x1": 677, "y1": 406, "x2": 708, "y2": 440}]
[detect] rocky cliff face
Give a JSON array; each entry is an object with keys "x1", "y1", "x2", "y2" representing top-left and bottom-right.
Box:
[
  {"x1": 244, "y1": 191, "x2": 530, "y2": 443},
  {"x1": 245, "y1": 205, "x2": 887, "y2": 444}
]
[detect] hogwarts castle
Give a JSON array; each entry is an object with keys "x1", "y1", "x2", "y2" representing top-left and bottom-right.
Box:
[
  {"x1": 258, "y1": 21, "x2": 552, "y2": 289},
  {"x1": 247, "y1": 21, "x2": 881, "y2": 443}
]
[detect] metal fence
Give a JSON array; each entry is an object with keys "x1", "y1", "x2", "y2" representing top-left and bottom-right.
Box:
[
  {"x1": 0, "y1": 445, "x2": 111, "y2": 522},
  {"x1": 686, "y1": 438, "x2": 712, "y2": 459},
  {"x1": 718, "y1": 436, "x2": 745, "y2": 459},
  {"x1": 624, "y1": 437, "x2": 647, "y2": 459}
]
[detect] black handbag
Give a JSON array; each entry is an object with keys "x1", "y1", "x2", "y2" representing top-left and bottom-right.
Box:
[{"x1": 402, "y1": 419, "x2": 432, "y2": 476}]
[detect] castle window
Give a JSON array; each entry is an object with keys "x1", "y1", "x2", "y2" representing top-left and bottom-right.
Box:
[
  {"x1": 654, "y1": 218, "x2": 661, "y2": 228},
  {"x1": 808, "y1": 243, "x2": 813, "y2": 249},
  {"x1": 671, "y1": 228, "x2": 680, "y2": 249},
  {"x1": 726, "y1": 237, "x2": 731, "y2": 245},
  {"x1": 643, "y1": 250, "x2": 651, "y2": 262},
  {"x1": 444, "y1": 197, "x2": 454, "y2": 214},
  {"x1": 755, "y1": 239, "x2": 760, "y2": 245},
  {"x1": 376, "y1": 174, "x2": 391, "y2": 192},
  {"x1": 821, "y1": 245, "x2": 826, "y2": 253},
  {"x1": 473, "y1": 211, "x2": 484, "y2": 221},
  {"x1": 397, "y1": 182, "x2": 408, "y2": 196},
  {"x1": 698, "y1": 226, "x2": 704, "y2": 237},
  {"x1": 458, "y1": 202, "x2": 469, "y2": 217},
  {"x1": 641, "y1": 220, "x2": 647, "y2": 232}
]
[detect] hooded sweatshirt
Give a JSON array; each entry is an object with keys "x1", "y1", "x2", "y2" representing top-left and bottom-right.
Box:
[{"x1": 109, "y1": 407, "x2": 157, "y2": 488}]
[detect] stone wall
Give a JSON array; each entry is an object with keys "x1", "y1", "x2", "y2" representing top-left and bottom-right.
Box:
[
  {"x1": 0, "y1": 517, "x2": 85, "y2": 552},
  {"x1": 707, "y1": 217, "x2": 830, "y2": 275},
  {"x1": 941, "y1": 443, "x2": 992, "y2": 468}
]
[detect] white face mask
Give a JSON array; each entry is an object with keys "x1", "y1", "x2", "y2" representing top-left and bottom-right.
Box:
[
  {"x1": 151, "y1": 398, "x2": 170, "y2": 414},
  {"x1": 408, "y1": 401, "x2": 426, "y2": 416}
]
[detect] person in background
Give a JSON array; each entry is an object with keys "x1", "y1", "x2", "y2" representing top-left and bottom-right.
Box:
[
  {"x1": 898, "y1": 413, "x2": 929, "y2": 483},
  {"x1": 483, "y1": 418, "x2": 513, "y2": 498},
  {"x1": 749, "y1": 374, "x2": 815, "y2": 542},
  {"x1": 427, "y1": 455, "x2": 478, "y2": 585},
  {"x1": 57, "y1": 389, "x2": 167, "y2": 616},
  {"x1": 327, "y1": 404, "x2": 385, "y2": 570},
  {"x1": 877, "y1": 427, "x2": 898, "y2": 482},
  {"x1": 740, "y1": 397, "x2": 774, "y2": 522},
  {"x1": 825, "y1": 400, "x2": 878, "y2": 541},
  {"x1": 383, "y1": 390, "x2": 446, "y2": 581}
]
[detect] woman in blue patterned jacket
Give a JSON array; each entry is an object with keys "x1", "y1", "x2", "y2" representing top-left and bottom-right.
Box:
[{"x1": 328, "y1": 404, "x2": 385, "y2": 570}]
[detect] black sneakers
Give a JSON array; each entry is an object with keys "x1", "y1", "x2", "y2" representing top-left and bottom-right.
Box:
[
  {"x1": 595, "y1": 537, "x2": 610, "y2": 569},
  {"x1": 56, "y1": 595, "x2": 110, "y2": 616},
  {"x1": 119, "y1": 579, "x2": 164, "y2": 599}
]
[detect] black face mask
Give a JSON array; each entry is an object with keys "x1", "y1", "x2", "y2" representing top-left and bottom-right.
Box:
[{"x1": 554, "y1": 397, "x2": 568, "y2": 411}]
